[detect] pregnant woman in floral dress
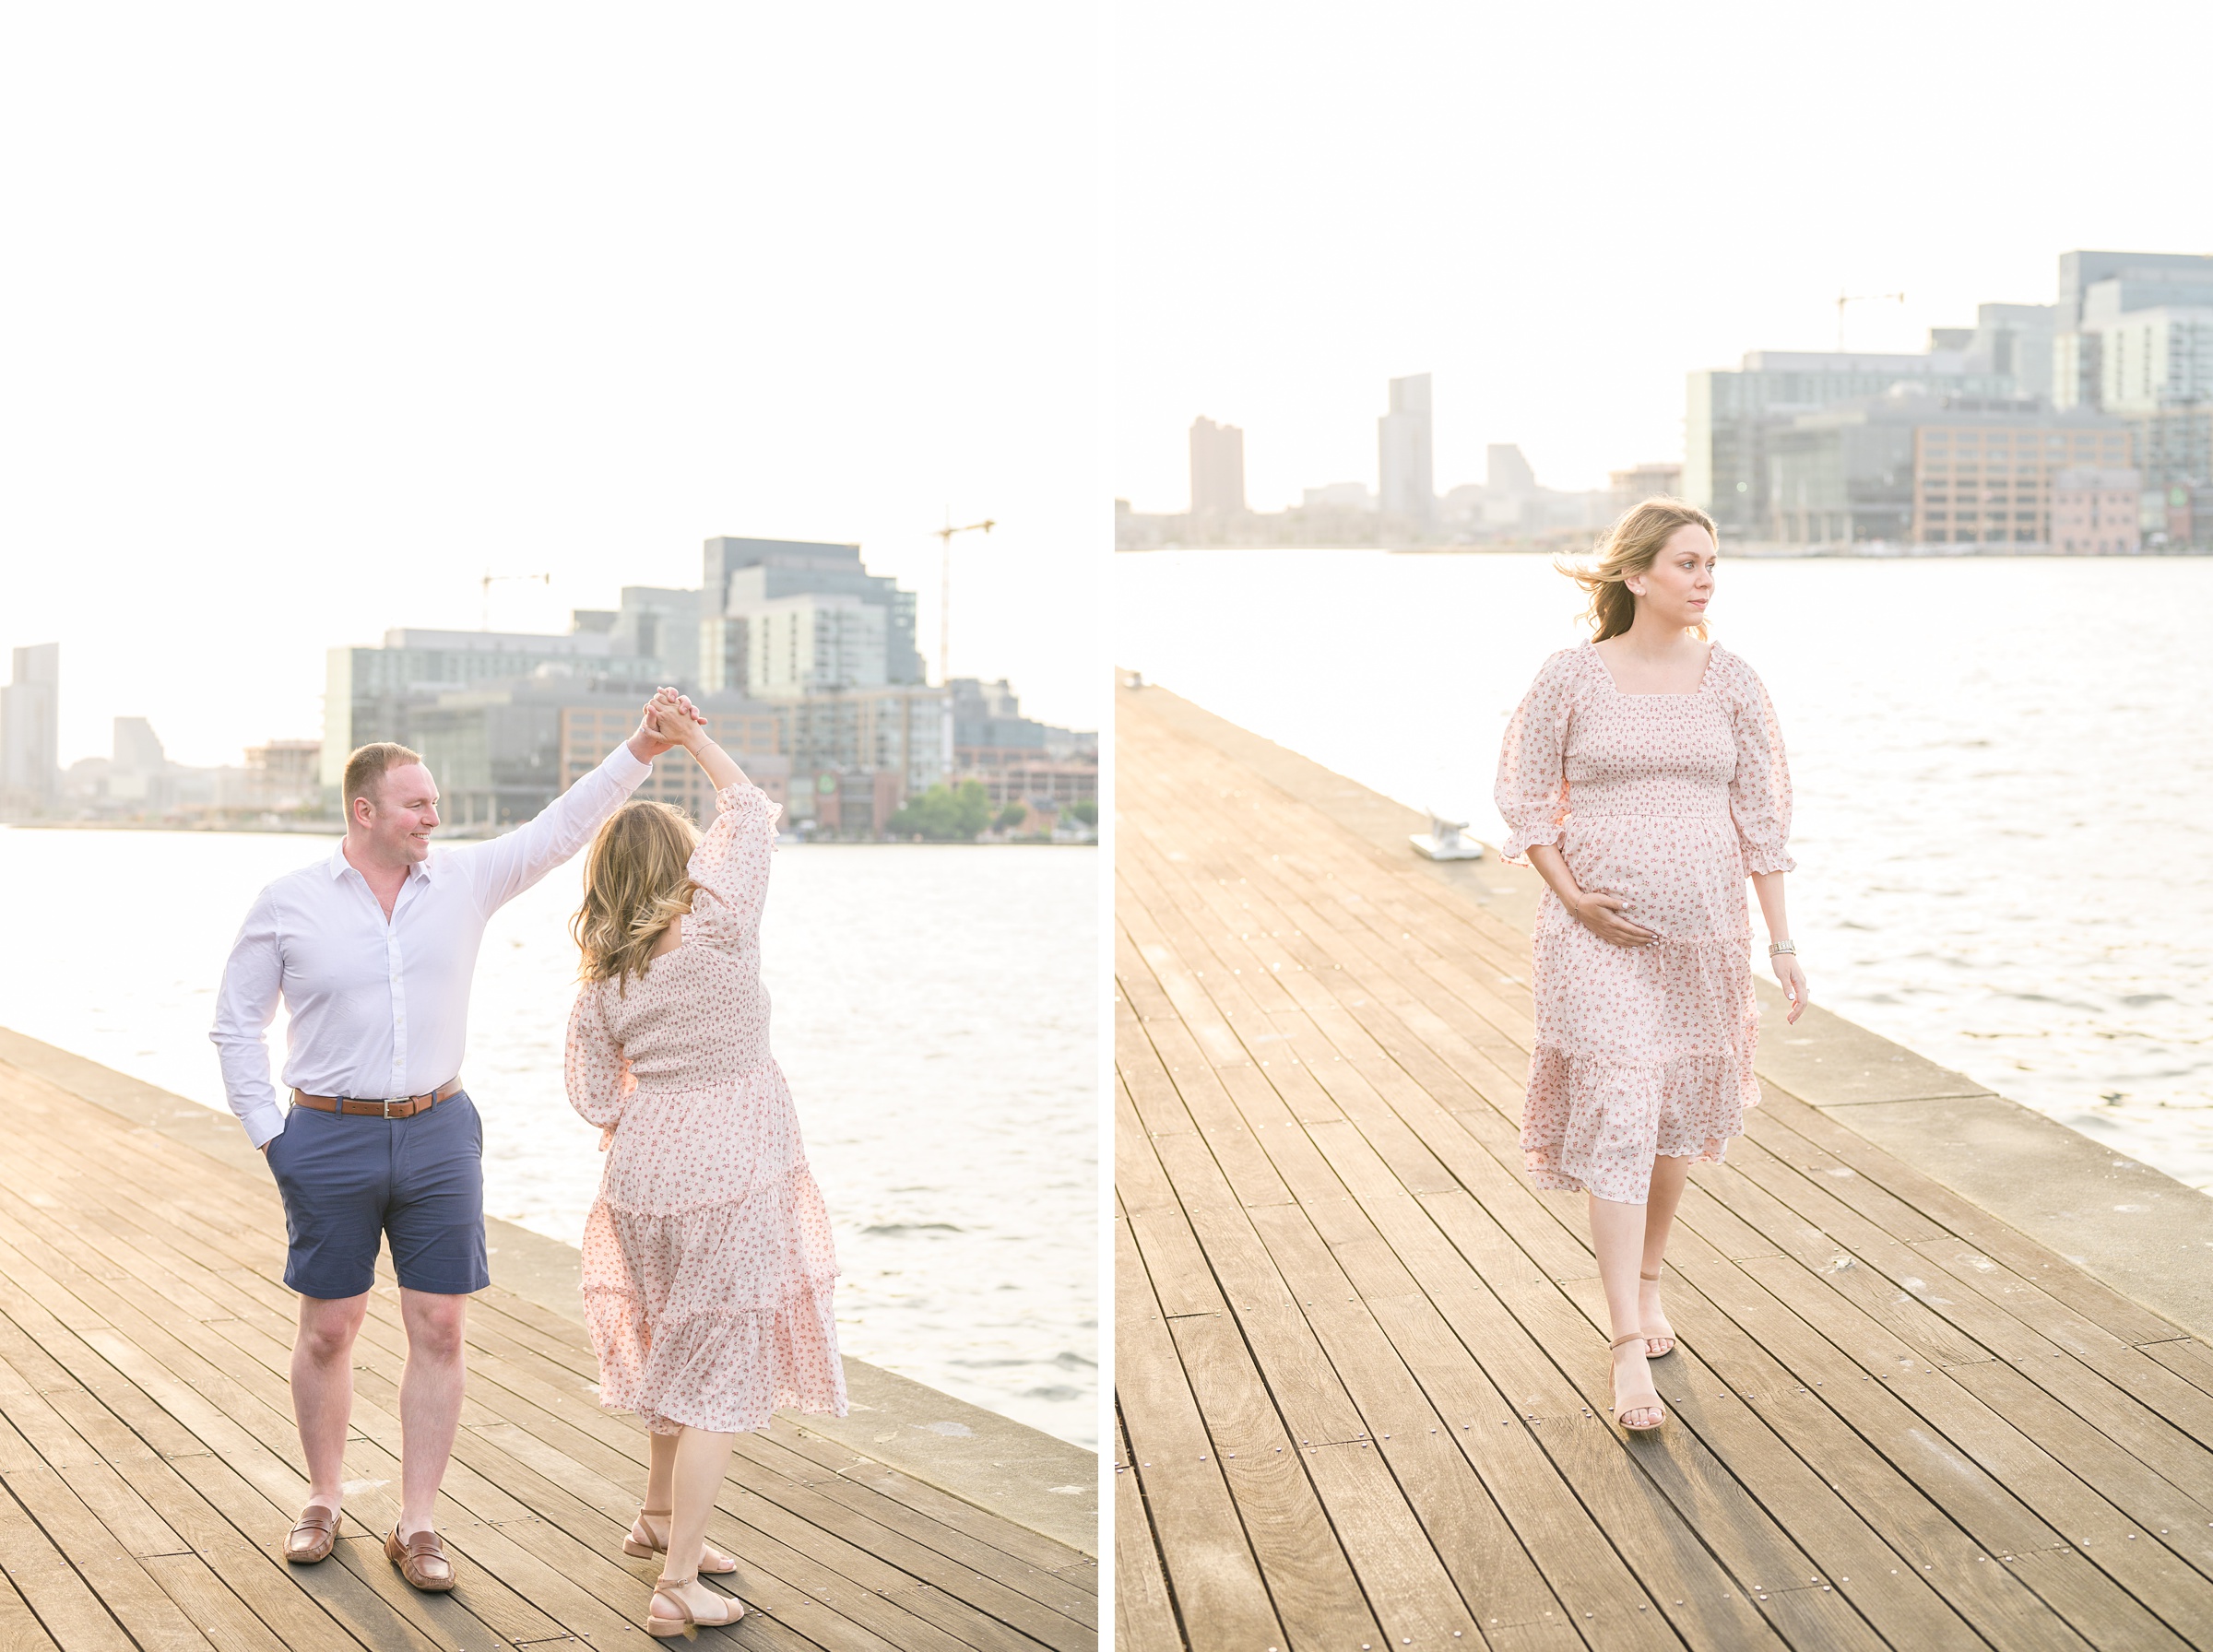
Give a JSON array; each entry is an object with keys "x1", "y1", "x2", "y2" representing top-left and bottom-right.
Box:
[
  {"x1": 566, "y1": 701, "x2": 846, "y2": 1635},
  {"x1": 1495, "y1": 497, "x2": 1807, "y2": 1434}
]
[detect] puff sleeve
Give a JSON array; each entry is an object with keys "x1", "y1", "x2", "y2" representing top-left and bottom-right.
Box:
[
  {"x1": 564, "y1": 984, "x2": 633, "y2": 1134},
  {"x1": 1494, "y1": 649, "x2": 1578, "y2": 863},
  {"x1": 681, "y1": 781, "x2": 782, "y2": 950},
  {"x1": 1722, "y1": 655, "x2": 1795, "y2": 875}
]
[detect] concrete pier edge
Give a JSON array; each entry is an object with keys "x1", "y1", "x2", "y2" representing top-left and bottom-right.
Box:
[
  {"x1": 0, "y1": 1025, "x2": 1099, "y2": 1558},
  {"x1": 1120, "y1": 678, "x2": 2213, "y2": 1344}
]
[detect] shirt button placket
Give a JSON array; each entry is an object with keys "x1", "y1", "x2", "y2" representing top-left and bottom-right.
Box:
[{"x1": 388, "y1": 924, "x2": 408, "y2": 1100}]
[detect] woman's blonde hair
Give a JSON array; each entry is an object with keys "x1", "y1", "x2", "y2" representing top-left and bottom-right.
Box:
[
  {"x1": 1561, "y1": 496, "x2": 1718, "y2": 641},
  {"x1": 572, "y1": 800, "x2": 703, "y2": 990}
]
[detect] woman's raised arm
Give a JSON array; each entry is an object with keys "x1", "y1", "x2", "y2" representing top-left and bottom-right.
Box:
[{"x1": 649, "y1": 699, "x2": 747, "y2": 792}]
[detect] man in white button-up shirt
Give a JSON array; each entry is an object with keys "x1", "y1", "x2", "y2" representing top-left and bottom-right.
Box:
[{"x1": 211, "y1": 689, "x2": 696, "y2": 1587}]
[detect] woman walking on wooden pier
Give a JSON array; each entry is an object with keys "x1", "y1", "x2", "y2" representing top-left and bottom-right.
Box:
[
  {"x1": 566, "y1": 698, "x2": 846, "y2": 1636},
  {"x1": 1495, "y1": 497, "x2": 1807, "y2": 1434}
]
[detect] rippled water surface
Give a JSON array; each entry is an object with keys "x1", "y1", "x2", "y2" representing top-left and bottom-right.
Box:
[
  {"x1": 0, "y1": 831, "x2": 1097, "y2": 1446},
  {"x1": 1118, "y1": 550, "x2": 2213, "y2": 1194}
]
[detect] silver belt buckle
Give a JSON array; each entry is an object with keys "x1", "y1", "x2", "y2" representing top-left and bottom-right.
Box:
[{"x1": 383, "y1": 1096, "x2": 397, "y2": 1118}]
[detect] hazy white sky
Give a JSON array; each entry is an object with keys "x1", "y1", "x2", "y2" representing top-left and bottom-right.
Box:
[
  {"x1": 1112, "y1": 0, "x2": 2213, "y2": 513},
  {"x1": 1, "y1": 5, "x2": 1099, "y2": 766}
]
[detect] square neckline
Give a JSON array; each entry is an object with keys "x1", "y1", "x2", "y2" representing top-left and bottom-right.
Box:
[{"x1": 1587, "y1": 639, "x2": 1719, "y2": 698}]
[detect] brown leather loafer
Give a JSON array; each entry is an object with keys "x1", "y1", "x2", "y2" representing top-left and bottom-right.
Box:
[
  {"x1": 385, "y1": 1525, "x2": 456, "y2": 1591},
  {"x1": 284, "y1": 1504, "x2": 340, "y2": 1564}
]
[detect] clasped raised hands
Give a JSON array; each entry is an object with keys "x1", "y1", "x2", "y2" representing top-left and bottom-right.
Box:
[{"x1": 633, "y1": 688, "x2": 706, "y2": 758}]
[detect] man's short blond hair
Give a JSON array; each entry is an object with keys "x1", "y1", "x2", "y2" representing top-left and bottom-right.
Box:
[{"x1": 343, "y1": 742, "x2": 423, "y2": 813}]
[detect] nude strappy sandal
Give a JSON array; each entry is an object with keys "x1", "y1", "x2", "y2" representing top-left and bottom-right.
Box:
[
  {"x1": 1640, "y1": 1268, "x2": 1676, "y2": 1358},
  {"x1": 646, "y1": 1574, "x2": 744, "y2": 1636},
  {"x1": 623, "y1": 1506, "x2": 738, "y2": 1575},
  {"x1": 1609, "y1": 1335, "x2": 1665, "y2": 1432}
]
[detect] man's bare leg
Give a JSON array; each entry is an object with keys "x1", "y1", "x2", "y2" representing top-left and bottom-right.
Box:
[
  {"x1": 294, "y1": 1293, "x2": 369, "y2": 1511},
  {"x1": 396, "y1": 1289, "x2": 468, "y2": 1537}
]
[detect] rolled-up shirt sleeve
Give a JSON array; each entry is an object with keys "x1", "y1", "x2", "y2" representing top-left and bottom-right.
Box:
[
  {"x1": 1495, "y1": 651, "x2": 1576, "y2": 864},
  {"x1": 209, "y1": 890, "x2": 289, "y2": 1147},
  {"x1": 460, "y1": 740, "x2": 652, "y2": 912}
]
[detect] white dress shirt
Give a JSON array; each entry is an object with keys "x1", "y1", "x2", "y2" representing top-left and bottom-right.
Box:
[{"x1": 210, "y1": 744, "x2": 651, "y2": 1147}]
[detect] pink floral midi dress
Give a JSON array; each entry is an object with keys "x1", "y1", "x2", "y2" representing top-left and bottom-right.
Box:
[
  {"x1": 564, "y1": 779, "x2": 847, "y2": 1434},
  {"x1": 1494, "y1": 642, "x2": 1793, "y2": 1203}
]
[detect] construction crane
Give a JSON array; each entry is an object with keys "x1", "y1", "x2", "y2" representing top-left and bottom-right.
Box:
[
  {"x1": 480, "y1": 571, "x2": 551, "y2": 630},
  {"x1": 931, "y1": 513, "x2": 996, "y2": 686},
  {"x1": 1836, "y1": 290, "x2": 1906, "y2": 352}
]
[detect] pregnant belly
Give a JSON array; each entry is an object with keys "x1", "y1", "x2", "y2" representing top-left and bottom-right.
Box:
[{"x1": 1559, "y1": 812, "x2": 1747, "y2": 940}]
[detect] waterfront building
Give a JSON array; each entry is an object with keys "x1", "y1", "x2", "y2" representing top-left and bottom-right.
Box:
[
  {"x1": 112, "y1": 716, "x2": 165, "y2": 781},
  {"x1": 1608, "y1": 462, "x2": 1683, "y2": 516},
  {"x1": 2053, "y1": 250, "x2": 2213, "y2": 410},
  {"x1": 1912, "y1": 410, "x2": 2132, "y2": 546},
  {"x1": 740, "y1": 682, "x2": 953, "y2": 836},
  {"x1": 1962, "y1": 303, "x2": 2057, "y2": 403},
  {"x1": 322, "y1": 628, "x2": 661, "y2": 794},
  {"x1": 557, "y1": 693, "x2": 789, "y2": 824},
  {"x1": 1301, "y1": 480, "x2": 1373, "y2": 513},
  {"x1": 569, "y1": 587, "x2": 702, "y2": 686},
  {"x1": 698, "y1": 537, "x2": 921, "y2": 694},
  {"x1": 0, "y1": 643, "x2": 60, "y2": 815},
  {"x1": 726, "y1": 592, "x2": 890, "y2": 696},
  {"x1": 950, "y1": 676, "x2": 1097, "y2": 812},
  {"x1": 1764, "y1": 392, "x2": 2127, "y2": 546},
  {"x1": 1189, "y1": 417, "x2": 1247, "y2": 517},
  {"x1": 1686, "y1": 348, "x2": 2013, "y2": 536},
  {"x1": 1379, "y1": 374, "x2": 1434, "y2": 525},
  {"x1": 242, "y1": 738, "x2": 323, "y2": 813},
  {"x1": 2129, "y1": 407, "x2": 2213, "y2": 493},
  {"x1": 2050, "y1": 468, "x2": 2143, "y2": 555}
]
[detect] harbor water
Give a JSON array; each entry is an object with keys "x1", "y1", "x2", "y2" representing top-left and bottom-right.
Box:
[
  {"x1": 1118, "y1": 549, "x2": 2213, "y2": 1195},
  {"x1": 0, "y1": 829, "x2": 1098, "y2": 1448}
]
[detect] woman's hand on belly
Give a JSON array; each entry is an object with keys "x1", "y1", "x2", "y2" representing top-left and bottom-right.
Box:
[
  {"x1": 1563, "y1": 890, "x2": 1659, "y2": 949},
  {"x1": 1526, "y1": 844, "x2": 1659, "y2": 950}
]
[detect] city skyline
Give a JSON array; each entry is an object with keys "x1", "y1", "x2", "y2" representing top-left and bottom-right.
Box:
[
  {"x1": 1124, "y1": 247, "x2": 2210, "y2": 553},
  {"x1": 1110, "y1": 1, "x2": 2213, "y2": 516},
  {"x1": 0, "y1": 6, "x2": 1099, "y2": 768}
]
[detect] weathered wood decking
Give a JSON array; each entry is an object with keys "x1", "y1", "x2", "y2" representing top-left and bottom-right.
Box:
[
  {"x1": 0, "y1": 1056, "x2": 1096, "y2": 1651},
  {"x1": 1114, "y1": 682, "x2": 2213, "y2": 1652}
]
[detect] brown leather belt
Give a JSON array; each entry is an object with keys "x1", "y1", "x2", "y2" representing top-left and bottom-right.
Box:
[{"x1": 290, "y1": 1078, "x2": 464, "y2": 1119}]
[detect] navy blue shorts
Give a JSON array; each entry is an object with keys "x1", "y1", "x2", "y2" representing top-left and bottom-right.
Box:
[{"x1": 265, "y1": 1090, "x2": 490, "y2": 1300}]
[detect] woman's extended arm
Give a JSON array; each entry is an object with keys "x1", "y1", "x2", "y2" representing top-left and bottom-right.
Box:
[{"x1": 1750, "y1": 868, "x2": 1808, "y2": 1023}]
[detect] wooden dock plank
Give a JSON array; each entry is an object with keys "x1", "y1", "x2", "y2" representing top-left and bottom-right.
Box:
[
  {"x1": 1115, "y1": 685, "x2": 2213, "y2": 1652},
  {"x1": 0, "y1": 1046, "x2": 1089, "y2": 1652}
]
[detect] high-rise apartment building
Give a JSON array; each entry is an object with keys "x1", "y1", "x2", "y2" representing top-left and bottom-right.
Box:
[
  {"x1": 697, "y1": 537, "x2": 921, "y2": 693},
  {"x1": 728, "y1": 593, "x2": 891, "y2": 696},
  {"x1": 1379, "y1": 374, "x2": 1434, "y2": 524},
  {"x1": 1189, "y1": 417, "x2": 1247, "y2": 517},
  {"x1": 1, "y1": 643, "x2": 61, "y2": 812},
  {"x1": 2053, "y1": 252, "x2": 2213, "y2": 410},
  {"x1": 2049, "y1": 252, "x2": 2213, "y2": 546}
]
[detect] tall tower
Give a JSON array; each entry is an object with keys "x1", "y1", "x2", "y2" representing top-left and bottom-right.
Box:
[
  {"x1": 1189, "y1": 417, "x2": 1247, "y2": 517},
  {"x1": 1, "y1": 643, "x2": 61, "y2": 811},
  {"x1": 1379, "y1": 374, "x2": 1434, "y2": 523}
]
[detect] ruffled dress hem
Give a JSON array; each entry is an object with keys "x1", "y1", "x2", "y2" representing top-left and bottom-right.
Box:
[
  {"x1": 1519, "y1": 1039, "x2": 1761, "y2": 1203},
  {"x1": 583, "y1": 1271, "x2": 847, "y2": 1435}
]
